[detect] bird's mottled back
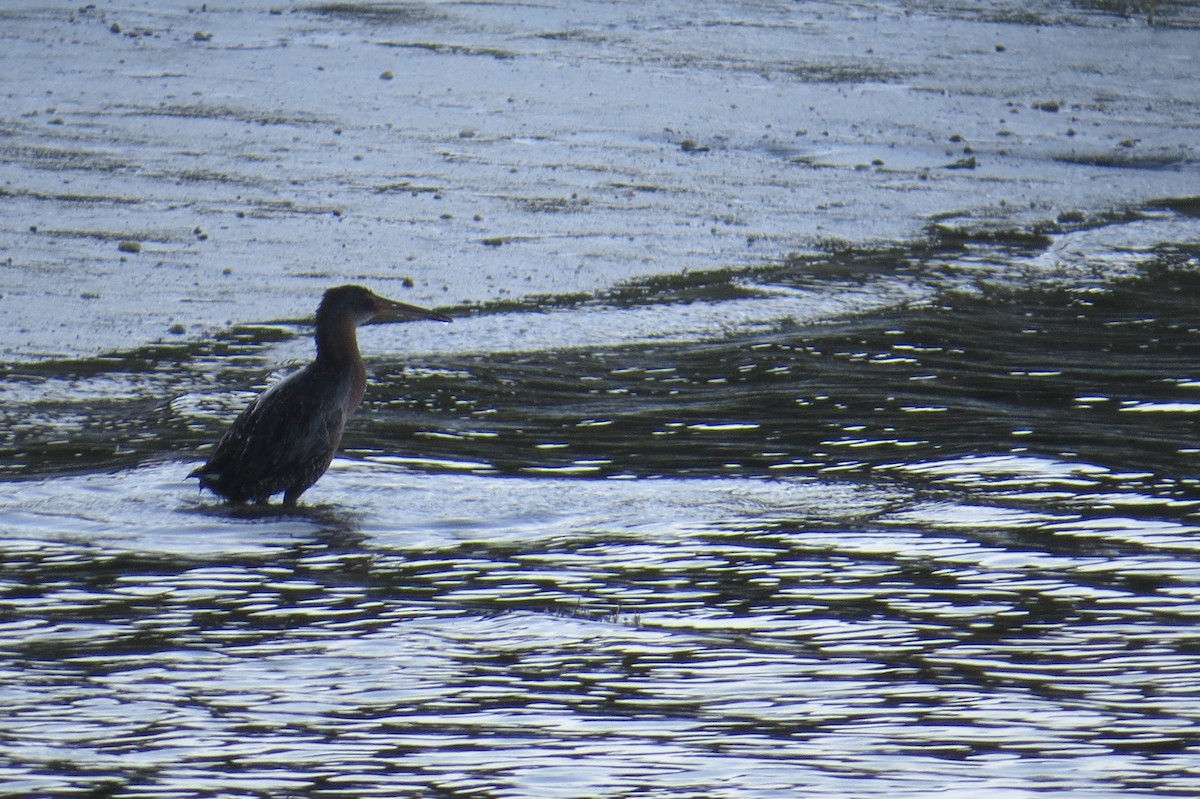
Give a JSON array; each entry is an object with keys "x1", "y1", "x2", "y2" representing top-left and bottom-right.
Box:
[{"x1": 190, "y1": 362, "x2": 352, "y2": 504}]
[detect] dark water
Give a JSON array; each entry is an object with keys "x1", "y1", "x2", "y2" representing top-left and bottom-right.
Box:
[{"x1": 3, "y1": 228, "x2": 1200, "y2": 797}]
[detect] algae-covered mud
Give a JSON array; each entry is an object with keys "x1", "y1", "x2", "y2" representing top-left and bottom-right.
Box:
[
  {"x1": 2, "y1": 2, "x2": 1200, "y2": 798},
  {"x1": 1, "y1": 0, "x2": 1196, "y2": 358}
]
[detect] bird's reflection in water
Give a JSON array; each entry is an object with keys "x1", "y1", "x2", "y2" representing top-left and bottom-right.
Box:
[{"x1": 185, "y1": 492, "x2": 368, "y2": 547}]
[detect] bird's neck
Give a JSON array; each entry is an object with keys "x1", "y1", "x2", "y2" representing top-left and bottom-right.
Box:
[
  {"x1": 315, "y1": 319, "x2": 364, "y2": 371},
  {"x1": 315, "y1": 321, "x2": 369, "y2": 414}
]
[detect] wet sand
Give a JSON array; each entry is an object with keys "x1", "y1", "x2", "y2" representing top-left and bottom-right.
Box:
[{"x1": 1, "y1": 0, "x2": 1196, "y2": 360}]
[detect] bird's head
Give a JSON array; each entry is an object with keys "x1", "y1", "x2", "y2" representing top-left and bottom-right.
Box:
[{"x1": 318, "y1": 284, "x2": 452, "y2": 327}]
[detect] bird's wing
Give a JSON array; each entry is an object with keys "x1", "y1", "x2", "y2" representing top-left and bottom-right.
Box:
[
  {"x1": 198, "y1": 369, "x2": 348, "y2": 494},
  {"x1": 255, "y1": 375, "x2": 348, "y2": 474}
]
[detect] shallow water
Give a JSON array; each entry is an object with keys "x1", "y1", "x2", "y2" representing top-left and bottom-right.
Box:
[{"x1": 4, "y1": 218, "x2": 1200, "y2": 796}]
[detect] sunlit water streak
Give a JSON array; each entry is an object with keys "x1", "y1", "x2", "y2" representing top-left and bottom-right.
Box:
[
  {"x1": 1, "y1": 463, "x2": 1198, "y2": 797},
  {"x1": 3, "y1": 233, "x2": 1200, "y2": 796}
]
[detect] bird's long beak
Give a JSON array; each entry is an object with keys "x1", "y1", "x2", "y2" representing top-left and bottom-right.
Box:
[{"x1": 370, "y1": 295, "x2": 453, "y2": 324}]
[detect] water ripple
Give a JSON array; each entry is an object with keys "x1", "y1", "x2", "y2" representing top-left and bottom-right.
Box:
[{"x1": 5, "y1": 247, "x2": 1200, "y2": 795}]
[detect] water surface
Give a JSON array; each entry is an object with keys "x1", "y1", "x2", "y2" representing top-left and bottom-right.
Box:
[{"x1": 3, "y1": 221, "x2": 1200, "y2": 797}]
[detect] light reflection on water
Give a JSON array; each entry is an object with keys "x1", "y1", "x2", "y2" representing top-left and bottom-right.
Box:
[
  {"x1": 4, "y1": 247, "x2": 1200, "y2": 795},
  {"x1": 2, "y1": 458, "x2": 1199, "y2": 797}
]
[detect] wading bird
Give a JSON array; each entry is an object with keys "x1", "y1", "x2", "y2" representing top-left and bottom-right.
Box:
[{"x1": 190, "y1": 284, "x2": 451, "y2": 505}]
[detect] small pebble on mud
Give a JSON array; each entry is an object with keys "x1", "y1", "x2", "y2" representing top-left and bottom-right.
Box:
[{"x1": 118, "y1": 241, "x2": 141, "y2": 253}]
